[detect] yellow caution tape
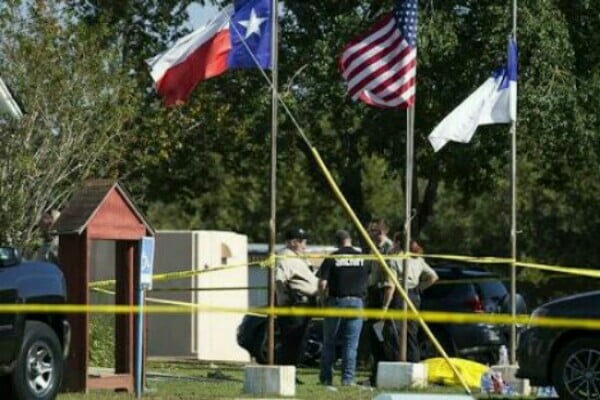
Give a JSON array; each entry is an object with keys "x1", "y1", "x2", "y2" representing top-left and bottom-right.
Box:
[
  {"x1": 276, "y1": 253, "x2": 410, "y2": 260},
  {"x1": 277, "y1": 252, "x2": 508, "y2": 263},
  {"x1": 88, "y1": 259, "x2": 269, "y2": 289},
  {"x1": 88, "y1": 252, "x2": 598, "y2": 290},
  {"x1": 423, "y1": 254, "x2": 514, "y2": 264},
  {"x1": 148, "y1": 286, "x2": 268, "y2": 292},
  {"x1": 93, "y1": 287, "x2": 266, "y2": 317},
  {"x1": 2, "y1": 302, "x2": 599, "y2": 330},
  {"x1": 515, "y1": 261, "x2": 600, "y2": 278},
  {"x1": 276, "y1": 252, "x2": 600, "y2": 278}
]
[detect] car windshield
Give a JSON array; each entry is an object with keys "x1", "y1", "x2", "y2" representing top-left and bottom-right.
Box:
[
  {"x1": 0, "y1": 246, "x2": 19, "y2": 264},
  {"x1": 0, "y1": 247, "x2": 12, "y2": 261},
  {"x1": 423, "y1": 282, "x2": 475, "y2": 299}
]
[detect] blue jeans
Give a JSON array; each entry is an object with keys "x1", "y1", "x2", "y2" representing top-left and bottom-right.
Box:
[{"x1": 319, "y1": 297, "x2": 364, "y2": 385}]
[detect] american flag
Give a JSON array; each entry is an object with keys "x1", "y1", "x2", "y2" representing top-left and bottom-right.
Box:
[{"x1": 339, "y1": 0, "x2": 418, "y2": 108}]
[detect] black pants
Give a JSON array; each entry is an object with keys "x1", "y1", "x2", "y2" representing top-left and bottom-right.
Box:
[
  {"x1": 277, "y1": 316, "x2": 311, "y2": 366},
  {"x1": 367, "y1": 288, "x2": 420, "y2": 386}
]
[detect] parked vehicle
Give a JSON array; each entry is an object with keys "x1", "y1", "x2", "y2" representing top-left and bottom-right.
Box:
[
  {"x1": 418, "y1": 264, "x2": 527, "y2": 364},
  {"x1": 0, "y1": 247, "x2": 71, "y2": 400},
  {"x1": 516, "y1": 290, "x2": 600, "y2": 400},
  {"x1": 237, "y1": 314, "x2": 325, "y2": 366}
]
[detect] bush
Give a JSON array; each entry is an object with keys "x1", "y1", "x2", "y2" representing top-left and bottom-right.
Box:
[{"x1": 89, "y1": 314, "x2": 115, "y2": 368}]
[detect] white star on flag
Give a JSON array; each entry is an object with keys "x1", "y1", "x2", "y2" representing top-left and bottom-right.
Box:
[{"x1": 237, "y1": 8, "x2": 267, "y2": 39}]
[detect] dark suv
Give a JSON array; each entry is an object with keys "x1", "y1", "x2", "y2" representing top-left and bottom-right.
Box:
[
  {"x1": 0, "y1": 247, "x2": 70, "y2": 400},
  {"x1": 418, "y1": 264, "x2": 526, "y2": 364},
  {"x1": 516, "y1": 290, "x2": 600, "y2": 400}
]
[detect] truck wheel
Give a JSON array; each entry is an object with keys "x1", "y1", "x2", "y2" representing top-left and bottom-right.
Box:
[
  {"x1": 11, "y1": 321, "x2": 63, "y2": 400},
  {"x1": 552, "y1": 337, "x2": 600, "y2": 400}
]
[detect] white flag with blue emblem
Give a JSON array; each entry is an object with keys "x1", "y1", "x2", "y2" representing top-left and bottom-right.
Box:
[{"x1": 428, "y1": 39, "x2": 517, "y2": 152}]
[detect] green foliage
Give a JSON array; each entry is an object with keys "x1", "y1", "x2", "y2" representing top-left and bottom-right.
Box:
[
  {"x1": 361, "y1": 154, "x2": 403, "y2": 229},
  {"x1": 145, "y1": 201, "x2": 203, "y2": 230},
  {"x1": 0, "y1": 2, "x2": 139, "y2": 250},
  {"x1": 89, "y1": 314, "x2": 115, "y2": 368},
  {"x1": 0, "y1": 0, "x2": 596, "y2": 288}
]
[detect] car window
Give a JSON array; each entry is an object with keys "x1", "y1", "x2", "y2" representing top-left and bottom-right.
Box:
[
  {"x1": 423, "y1": 282, "x2": 475, "y2": 299},
  {"x1": 476, "y1": 280, "x2": 508, "y2": 300},
  {"x1": 0, "y1": 246, "x2": 20, "y2": 266}
]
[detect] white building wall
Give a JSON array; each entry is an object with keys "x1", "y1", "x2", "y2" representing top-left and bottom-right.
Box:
[{"x1": 193, "y1": 231, "x2": 249, "y2": 361}]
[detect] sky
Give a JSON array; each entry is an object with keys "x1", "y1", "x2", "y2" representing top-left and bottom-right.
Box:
[{"x1": 187, "y1": 2, "x2": 219, "y2": 29}]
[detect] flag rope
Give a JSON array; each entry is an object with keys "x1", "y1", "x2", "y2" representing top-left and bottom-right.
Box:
[{"x1": 223, "y1": 11, "x2": 313, "y2": 149}]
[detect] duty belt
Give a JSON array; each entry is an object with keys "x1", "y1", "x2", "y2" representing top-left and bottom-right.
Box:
[{"x1": 374, "y1": 282, "x2": 418, "y2": 291}]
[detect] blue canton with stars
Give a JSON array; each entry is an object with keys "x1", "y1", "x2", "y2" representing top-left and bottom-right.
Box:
[
  {"x1": 395, "y1": 0, "x2": 419, "y2": 48},
  {"x1": 228, "y1": 0, "x2": 272, "y2": 70}
]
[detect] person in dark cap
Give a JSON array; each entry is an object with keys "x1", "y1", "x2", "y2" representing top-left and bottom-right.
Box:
[
  {"x1": 318, "y1": 229, "x2": 369, "y2": 387},
  {"x1": 275, "y1": 226, "x2": 318, "y2": 371}
]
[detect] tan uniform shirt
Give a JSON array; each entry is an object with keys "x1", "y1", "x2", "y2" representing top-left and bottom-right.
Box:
[
  {"x1": 275, "y1": 247, "x2": 318, "y2": 306},
  {"x1": 387, "y1": 256, "x2": 438, "y2": 289},
  {"x1": 367, "y1": 237, "x2": 394, "y2": 288}
]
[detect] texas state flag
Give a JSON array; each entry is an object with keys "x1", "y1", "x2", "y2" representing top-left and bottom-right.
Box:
[{"x1": 147, "y1": 0, "x2": 272, "y2": 106}]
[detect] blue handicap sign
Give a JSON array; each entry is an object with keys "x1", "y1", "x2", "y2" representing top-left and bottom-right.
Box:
[{"x1": 139, "y1": 236, "x2": 155, "y2": 290}]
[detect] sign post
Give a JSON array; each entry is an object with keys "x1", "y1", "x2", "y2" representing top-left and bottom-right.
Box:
[{"x1": 136, "y1": 237, "x2": 155, "y2": 398}]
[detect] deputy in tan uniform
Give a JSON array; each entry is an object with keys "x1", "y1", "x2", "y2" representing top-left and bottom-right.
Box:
[
  {"x1": 385, "y1": 237, "x2": 438, "y2": 360},
  {"x1": 364, "y1": 219, "x2": 395, "y2": 386},
  {"x1": 275, "y1": 227, "x2": 318, "y2": 371}
]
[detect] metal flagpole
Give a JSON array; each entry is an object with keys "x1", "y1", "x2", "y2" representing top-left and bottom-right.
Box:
[
  {"x1": 509, "y1": 0, "x2": 518, "y2": 364},
  {"x1": 401, "y1": 105, "x2": 415, "y2": 361},
  {"x1": 267, "y1": 0, "x2": 279, "y2": 366}
]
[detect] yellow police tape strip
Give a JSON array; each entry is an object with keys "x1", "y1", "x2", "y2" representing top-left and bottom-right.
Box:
[
  {"x1": 278, "y1": 253, "x2": 600, "y2": 278},
  {"x1": 149, "y1": 286, "x2": 268, "y2": 292},
  {"x1": 92, "y1": 287, "x2": 267, "y2": 317},
  {"x1": 285, "y1": 253, "x2": 409, "y2": 260},
  {"x1": 277, "y1": 253, "x2": 508, "y2": 262},
  {"x1": 424, "y1": 254, "x2": 514, "y2": 264},
  {"x1": 2, "y1": 302, "x2": 599, "y2": 330},
  {"x1": 88, "y1": 259, "x2": 272, "y2": 289},
  {"x1": 515, "y1": 261, "x2": 600, "y2": 278},
  {"x1": 88, "y1": 253, "x2": 598, "y2": 289}
]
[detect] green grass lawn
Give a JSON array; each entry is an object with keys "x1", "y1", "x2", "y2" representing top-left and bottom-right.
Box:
[{"x1": 57, "y1": 359, "x2": 533, "y2": 400}]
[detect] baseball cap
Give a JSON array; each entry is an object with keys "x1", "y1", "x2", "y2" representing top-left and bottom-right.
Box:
[{"x1": 285, "y1": 227, "x2": 309, "y2": 241}]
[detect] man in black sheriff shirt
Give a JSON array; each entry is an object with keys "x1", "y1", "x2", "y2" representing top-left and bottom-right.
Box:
[{"x1": 318, "y1": 230, "x2": 369, "y2": 387}]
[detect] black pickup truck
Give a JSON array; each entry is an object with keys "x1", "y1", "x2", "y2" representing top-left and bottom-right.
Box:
[{"x1": 0, "y1": 246, "x2": 70, "y2": 400}]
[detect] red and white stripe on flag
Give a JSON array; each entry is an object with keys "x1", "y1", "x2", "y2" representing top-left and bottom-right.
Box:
[{"x1": 339, "y1": 12, "x2": 417, "y2": 109}]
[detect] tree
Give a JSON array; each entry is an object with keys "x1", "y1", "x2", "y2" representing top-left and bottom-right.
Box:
[
  {"x1": 0, "y1": 2, "x2": 139, "y2": 250},
  {"x1": 4, "y1": 0, "x2": 594, "y2": 277}
]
